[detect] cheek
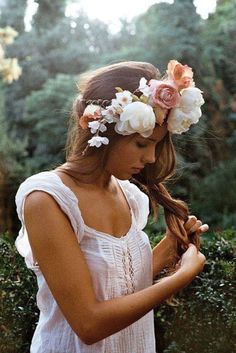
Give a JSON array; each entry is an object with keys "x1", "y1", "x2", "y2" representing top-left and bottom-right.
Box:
[{"x1": 106, "y1": 142, "x2": 140, "y2": 170}]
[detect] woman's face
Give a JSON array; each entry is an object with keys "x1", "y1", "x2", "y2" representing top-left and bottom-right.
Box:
[{"x1": 105, "y1": 124, "x2": 168, "y2": 179}]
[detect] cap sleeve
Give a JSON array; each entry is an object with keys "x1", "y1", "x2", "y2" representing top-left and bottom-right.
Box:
[
  {"x1": 118, "y1": 179, "x2": 150, "y2": 230},
  {"x1": 15, "y1": 171, "x2": 84, "y2": 271}
]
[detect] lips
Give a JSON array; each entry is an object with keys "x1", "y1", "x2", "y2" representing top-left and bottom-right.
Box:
[{"x1": 132, "y1": 167, "x2": 144, "y2": 173}]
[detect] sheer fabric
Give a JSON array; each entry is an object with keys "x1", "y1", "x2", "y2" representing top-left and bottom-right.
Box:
[{"x1": 15, "y1": 171, "x2": 156, "y2": 353}]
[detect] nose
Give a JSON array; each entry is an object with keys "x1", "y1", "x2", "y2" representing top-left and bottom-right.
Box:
[{"x1": 142, "y1": 145, "x2": 156, "y2": 164}]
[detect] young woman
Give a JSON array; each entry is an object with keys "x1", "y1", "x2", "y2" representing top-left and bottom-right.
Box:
[{"x1": 15, "y1": 60, "x2": 208, "y2": 353}]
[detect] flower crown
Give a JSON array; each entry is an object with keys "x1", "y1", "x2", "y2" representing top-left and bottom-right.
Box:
[{"x1": 79, "y1": 60, "x2": 205, "y2": 149}]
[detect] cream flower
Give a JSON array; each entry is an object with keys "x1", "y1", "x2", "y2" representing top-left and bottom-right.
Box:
[
  {"x1": 88, "y1": 120, "x2": 107, "y2": 134},
  {"x1": 0, "y1": 58, "x2": 22, "y2": 83},
  {"x1": 115, "y1": 90, "x2": 132, "y2": 107},
  {"x1": 179, "y1": 87, "x2": 205, "y2": 113},
  {"x1": 88, "y1": 136, "x2": 109, "y2": 147},
  {"x1": 79, "y1": 104, "x2": 102, "y2": 129},
  {"x1": 102, "y1": 105, "x2": 118, "y2": 123},
  {"x1": 167, "y1": 107, "x2": 203, "y2": 134},
  {"x1": 138, "y1": 77, "x2": 151, "y2": 97},
  {"x1": 83, "y1": 104, "x2": 101, "y2": 116},
  {"x1": 111, "y1": 98, "x2": 123, "y2": 114},
  {"x1": 115, "y1": 101, "x2": 156, "y2": 137},
  {"x1": 0, "y1": 26, "x2": 18, "y2": 45}
]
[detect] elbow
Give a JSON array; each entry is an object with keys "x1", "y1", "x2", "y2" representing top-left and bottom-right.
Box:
[
  {"x1": 80, "y1": 331, "x2": 97, "y2": 346},
  {"x1": 76, "y1": 321, "x2": 103, "y2": 345}
]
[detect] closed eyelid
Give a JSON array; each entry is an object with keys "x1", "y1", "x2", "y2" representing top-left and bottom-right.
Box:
[{"x1": 138, "y1": 138, "x2": 157, "y2": 145}]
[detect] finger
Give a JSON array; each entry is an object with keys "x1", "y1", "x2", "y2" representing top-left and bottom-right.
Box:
[
  {"x1": 186, "y1": 243, "x2": 197, "y2": 255},
  {"x1": 188, "y1": 220, "x2": 202, "y2": 234},
  {"x1": 197, "y1": 224, "x2": 209, "y2": 234},
  {"x1": 184, "y1": 215, "x2": 197, "y2": 231}
]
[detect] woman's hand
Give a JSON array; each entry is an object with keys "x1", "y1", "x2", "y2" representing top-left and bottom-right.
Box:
[
  {"x1": 165, "y1": 215, "x2": 209, "y2": 248},
  {"x1": 184, "y1": 215, "x2": 209, "y2": 237},
  {"x1": 178, "y1": 243, "x2": 206, "y2": 279}
]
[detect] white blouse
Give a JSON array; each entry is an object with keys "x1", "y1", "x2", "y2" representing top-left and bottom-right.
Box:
[{"x1": 15, "y1": 171, "x2": 156, "y2": 353}]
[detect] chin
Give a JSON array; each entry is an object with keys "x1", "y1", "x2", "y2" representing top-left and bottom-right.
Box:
[{"x1": 113, "y1": 171, "x2": 132, "y2": 180}]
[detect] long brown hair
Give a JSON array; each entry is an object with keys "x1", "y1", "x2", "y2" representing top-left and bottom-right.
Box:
[{"x1": 59, "y1": 61, "x2": 200, "y2": 267}]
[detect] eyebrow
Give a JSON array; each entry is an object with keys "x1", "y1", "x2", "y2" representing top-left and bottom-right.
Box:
[
  {"x1": 137, "y1": 136, "x2": 161, "y2": 143},
  {"x1": 137, "y1": 136, "x2": 158, "y2": 143}
]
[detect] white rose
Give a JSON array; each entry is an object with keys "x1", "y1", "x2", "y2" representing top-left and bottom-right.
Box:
[
  {"x1": 179, "y1": 87, "x2": 205, "y2": 113},
  {"x1": 189, "y1": 107, "x2": 202, "y2": 123},
  {"x1": 115, "y1": 101, "x2": 156, "y2": 137},
  {"x1": 167, "y1": 107, "x2": 203, "y2": 134},
  {"x1": 88, "y1": 136, "x2": 109, "y2": 147}
]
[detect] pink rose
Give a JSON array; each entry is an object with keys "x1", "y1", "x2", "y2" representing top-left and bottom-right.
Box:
[
  {"x1": 149, "y1": 80, "x2": 180, "y2": 109},
  {"x1": 167, "y1": 60, "x2": 194, "y2": 90}
]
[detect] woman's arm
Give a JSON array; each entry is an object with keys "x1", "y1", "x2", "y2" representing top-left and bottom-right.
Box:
[
  {"x1": 152, "y1": 216, "x2": 209, "y2": 278},
  {"x1": 152, "y1": 235, "x2": 178, "y2": 278},
  {"x1": 24, "y1": 192, "x2": 205, "y2": 345}
]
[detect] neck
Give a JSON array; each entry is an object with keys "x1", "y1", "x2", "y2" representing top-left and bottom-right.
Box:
[{"x1": 58, "y1": 162, "x2": 115, "y2": 191}]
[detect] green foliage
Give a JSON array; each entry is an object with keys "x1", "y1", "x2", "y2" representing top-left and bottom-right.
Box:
[
  {"x1": 23, "y1": 73, "x2": 77, "y2": 174},
  {"x1": 0, "y1": 234, "x2": 38, "y2": 353},
  {"x1": 152, "y1": 230, "x2": 236, "y2": 353},
  {"x1": 133, "y1": 0, "x2": 202, "y2": 71},
  {"x1": 33, "y1": 0, "x2": 67, "y2": 32},
  {"x1": 1, "y1": 230, "x2": 235, "y2": 353},
  {"x1": 203, "y1": 0, "x2": 236, "y2": 94},
  {"x1": 0, "y1": 0, "x2": 27, "y2": 33},
  {"x1": 0, "y1": 83, "x2": 28, "y2": 181},
  {"x1": 190, "y1": 159, "x2": 236, "y2": 229}
]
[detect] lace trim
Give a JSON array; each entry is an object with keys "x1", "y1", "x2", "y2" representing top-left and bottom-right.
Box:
[{"x1": 122, "y1": 243, "x2": 135, "y2": 294}]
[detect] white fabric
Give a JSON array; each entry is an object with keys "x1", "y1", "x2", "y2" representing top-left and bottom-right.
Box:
[{"x1": 15, "y1": 171, "x2": 156, "y2": 353}]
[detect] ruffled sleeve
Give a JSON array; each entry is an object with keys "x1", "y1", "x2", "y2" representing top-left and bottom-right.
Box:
[
  {"x1": 15, "y1": 171, "x2": 84, "y2": 271},
  {"x1": 118, "y1": 179, "x2": 150, "y2": 230}
]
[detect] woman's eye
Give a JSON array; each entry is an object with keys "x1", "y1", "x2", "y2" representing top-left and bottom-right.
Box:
[{"x1": 136, "y1": 142, "x2": 148, "y2": 148}]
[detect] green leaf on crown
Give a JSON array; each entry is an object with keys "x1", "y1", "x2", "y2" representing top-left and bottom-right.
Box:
[
  {"x1": 115, "y1": 87, "x2": 123, "y2": 93},
  {"x1": 140, "y1": 95, "x2": 149, "y2": 104},
  {"x1": 131, "y1": 94, "x2": 140, "y2": 101}
]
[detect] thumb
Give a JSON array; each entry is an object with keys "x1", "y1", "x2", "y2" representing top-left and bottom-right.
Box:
[
  {"x1": 188, "y1": 243, "x2": 194, "y2": 248},
  {"x1": 188, "y1": 243, "x2": 197, "y2": 252}
]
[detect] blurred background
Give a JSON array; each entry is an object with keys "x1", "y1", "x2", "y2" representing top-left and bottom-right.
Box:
[
  {"x1": 0, "y1": 1, "x2": 235, "y2": 352},
  {"x1": 0, "y1": 0, "x2": 236, "y2": 236}
]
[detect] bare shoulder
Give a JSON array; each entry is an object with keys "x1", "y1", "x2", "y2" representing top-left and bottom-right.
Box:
[
  {"x1": 24, "y1": 189, "x2": 62, "y2": 216},
  {"x1": 23, "y1": 190, "x2": 97, "y2": 341},
  {"x1": 24, "y1": 190, "x2": 77, "y2": 264}
]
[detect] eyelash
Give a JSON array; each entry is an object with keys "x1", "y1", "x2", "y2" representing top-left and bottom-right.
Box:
[{"x1": 136, "y1": 142, "x2": 148, "y2": 148}]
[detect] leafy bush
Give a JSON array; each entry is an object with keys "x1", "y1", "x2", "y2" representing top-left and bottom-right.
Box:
[
  {"x1": 190, "y1": 159, "x2": 236, "y2": 230},
  {"x1": 1, "y1": 230, "x2": 235, "y2": 353},
  {"x1": 149, "y1": 230, "x2": 236, "y2": 353},
  {"x1": 0, "y1": 234, "x2": 38, "y2": 353}
]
